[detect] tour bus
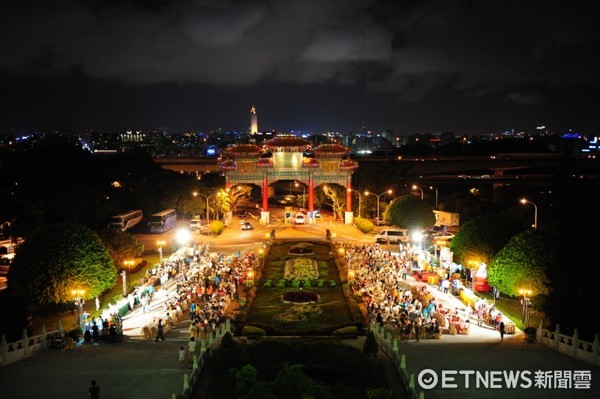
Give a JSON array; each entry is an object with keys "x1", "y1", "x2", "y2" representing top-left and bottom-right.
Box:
[
  {"x1": 148, "y1": 209, "x2": 178, "y2": 233},
  {"x1": 108, "y1": 210, "x2": 143, "y2": 231}
]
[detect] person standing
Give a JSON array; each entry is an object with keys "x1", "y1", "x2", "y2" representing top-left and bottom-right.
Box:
[
  {"x1": 499, "y1": 321, "x2": 505, "y2": 342},
  {"x1": 188, "y1": 322, "x2": 198, "y2": 338},
  {"x1": 188, "y1": 337, "x2": 197, "y2": 362},
  {"x1": 89, "y1": 380, "x2": 100, "y2": 399},
  {"x1": 179, "y1": 346, "x2": 185, "y2": 363},
  {"x1": 156, "y1": 319, "x2": 165, "y2": 341}
]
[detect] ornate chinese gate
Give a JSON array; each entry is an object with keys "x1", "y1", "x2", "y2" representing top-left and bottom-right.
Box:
[{"x1": 219, "y1": 135, "x2": 358, "y2": 224}]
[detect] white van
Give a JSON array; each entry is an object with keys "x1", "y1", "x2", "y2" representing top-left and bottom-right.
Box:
[
  {"x1": 190, "y1": 219, "x2": 210, "y2": 234},
  {"x1": 375, "y1": 229, "x2": 409, "y2": 244}
]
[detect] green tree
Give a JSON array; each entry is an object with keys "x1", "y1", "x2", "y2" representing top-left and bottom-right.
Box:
[
  {"x1": 271, "y1": 365, "x2": 315, "y2": 399},
  {"x1": 322, "y1": 185, "x2": 346, "y2": 220},
  {"x1": 384, "y1": 195, "x2": 435, "y2": 229},
  {"x1": 450, "y1": 213, "x2": 525, "y2": 265},
  {"x1": 97, "y1": 228, "x2": 144, "y2": 266},
  {"x1": 487, "y1": 230, "x2": 553, "y2": 296},
  {"x1": 8, "y1": 223, "x2": 117, "y2": 306}
]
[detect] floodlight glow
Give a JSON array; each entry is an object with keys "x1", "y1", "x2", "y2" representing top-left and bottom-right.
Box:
[{"x1": 176, "y1": 228, "x2": 191, "y2": 245}]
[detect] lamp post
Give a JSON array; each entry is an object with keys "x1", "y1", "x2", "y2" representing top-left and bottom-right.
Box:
[
  {"x1": 71, "y1": 289, "x2": 85, "y2": 330},
  {"x1": 193, "y1": 192, "x2": 211, "y2": 223},
  {"x1": 520, "y1": 198, "x2": 538, "y2": 229},
  {"x1": 364, "y1": 189, "x2": 392, "y2": 229},
  {"x1": 412, "y1": 231, "x2": 424, "y2": 251},
  {"x1": 123, "y1": 259, "x2": 134, "y2": 295},
  {"x1": 295, "y1": 182, "x2": 306, "y2": 207},
  {"x1": 412, "y1": 185, "x2": 424, "y2": 200},
  {"x1": 429, "y1": 186, "x2": 439, "y2": 208},
  {"x1": 347, "y1": 188, "x2": 363, "y2": 218},
  {"x1": 519, "y1": 288, "x2": 532, "y2": 327}
]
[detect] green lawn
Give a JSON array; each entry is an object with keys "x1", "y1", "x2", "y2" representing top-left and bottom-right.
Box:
[
  {"x1": 246, "y1": 242, "x2": 355, "y2": 334},
  {"x1": 476, "y1": 292, "x2": 544, "y2": 331}
]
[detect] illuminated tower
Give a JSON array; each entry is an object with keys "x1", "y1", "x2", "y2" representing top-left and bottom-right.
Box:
[{"x1": 250, "y1": 106, "x2": 258, "y2": 135}]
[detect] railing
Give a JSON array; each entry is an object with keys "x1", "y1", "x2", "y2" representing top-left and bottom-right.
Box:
[
  {"x1": 170, "y1": 318, "x2": 232, "y2": 399},
  {"x1": 536, "y1": 322, "x2": 599, "y2": 366},
  {"x1": 370, "y1": 320, "x2": 425, "y2": 399},
  {"x1": 1, "y1": 326, "x2": 62, "y2": 366}
]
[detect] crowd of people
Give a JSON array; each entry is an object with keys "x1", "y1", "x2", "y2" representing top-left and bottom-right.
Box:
[
  {"x1": 344, "y1": 242, "x2": 472, "y2": 341},
  {"x1": 126, "y1": 243, "x2": 258, "y2": 339}
]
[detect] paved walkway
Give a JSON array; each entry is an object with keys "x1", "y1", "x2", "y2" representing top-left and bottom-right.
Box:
[{"x1": 1, "y1": 230, "x2": 598, "y2": 399}]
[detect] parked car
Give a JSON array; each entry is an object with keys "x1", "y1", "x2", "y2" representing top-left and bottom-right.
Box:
[
  {"x1": 241, "y1": 222, "x2": 253, "y2": 230},
  {"x1": 313, "y1": 210, "x2": 321, "y2": 218},
  {"x1": 372, "y1": 217, "x2": 388, "y2": 226},
  {"x1": 190, "y1": 219, "x2": 211, "y2": 234},
  {"x1": 294, "y1": 213, "x2": 305, "y2": 224}
]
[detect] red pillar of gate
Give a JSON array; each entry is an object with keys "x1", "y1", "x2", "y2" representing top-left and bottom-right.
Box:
[
  {"x1": 308, "y1": 177, "x2": 314, "y2": 212},
  {"x1": 346, "y1": 181, "x2": 352, "y2": 212},
  {"x1": 262, "y1": 175, "x2": 269, "y2": 212}
]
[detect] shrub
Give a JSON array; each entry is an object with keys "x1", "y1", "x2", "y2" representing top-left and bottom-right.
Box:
[
  {"x1": 317, "y1": 279, "x2": 324, "y2": 288},
  {"x1": 210, "y1": 220, "x2": 225, "y2": 235},
  {"x1": 263, "y1": 280, "x2": 272, "y2": 288},
  {"x1": 276, "y1": 279, "x2": 287, "y2": 288},
  {"x1": 113, "y1": 294, "x2": 124, "y2": 303},
  {"x1": 291, "y1": 280, "x2": 300, "y2": 288},
  {"x1": 303, "y1": 279, "x2": 312, "y2": 288},
  {"x1": 355, "y1": 218, "x2": 375, "y2": 233},
  {"x1": 220, "y1": 331, "x2": 238, "y2": 350},
  {"x1": 241, "y1": 326, "x2": 266, "y2": 337},
  {"x1": 328, "y1": 280, "x2": 336, "y2": 288}
]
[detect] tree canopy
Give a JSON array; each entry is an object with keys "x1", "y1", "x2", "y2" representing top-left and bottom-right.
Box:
[
  {"x1": 8, "y1": 223, "x2": 116, "y2": 306},
  {"x1": 487, "y1": 230, "x2": 554, "y2": 296},
  {"x1": 97, "y1": 228, "x2": 144, "y2": 267},
  {"x1": 449, "y1": 212, "x2": 526, "y2": 265},
  {"x1": 384, "y1": 195, "x2": 435, "y2": 229}
]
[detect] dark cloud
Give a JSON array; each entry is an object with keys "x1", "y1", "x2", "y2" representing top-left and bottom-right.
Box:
[{"x1": 0, "y1": 0, "x2": 599, "y2": 133}]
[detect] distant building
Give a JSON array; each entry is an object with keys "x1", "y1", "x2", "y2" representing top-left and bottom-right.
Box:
[{"x1": 250, "y1": 106, "x2": 258, "y2": 135}]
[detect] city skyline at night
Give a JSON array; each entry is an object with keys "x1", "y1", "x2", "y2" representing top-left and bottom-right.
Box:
[{"x1": 1, "y1": 1, "x2": 599, "y2": 135}]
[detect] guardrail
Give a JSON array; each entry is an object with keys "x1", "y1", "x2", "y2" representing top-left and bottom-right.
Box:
[
  {"x1": 370, "y1": 320, "x2": 425, "y2": 399},
  {"x1": 536, "y1": 322, "x2": 599, "y2": 366},
  {"x1": 1, "y1": 326, "x2": 62, "y2": 366},
  {"x1": 170, "y1": 318, "x2": 232, "y2": 399}
]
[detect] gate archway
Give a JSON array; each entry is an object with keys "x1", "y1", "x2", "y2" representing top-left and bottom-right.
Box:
[{"x1": 219, "y1": 135, "x2": 359, "y2": 224}]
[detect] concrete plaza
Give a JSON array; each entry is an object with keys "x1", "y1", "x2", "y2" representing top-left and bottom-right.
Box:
[{"x1": 1, "y1": 221, "x2": 597, "y2": 399}]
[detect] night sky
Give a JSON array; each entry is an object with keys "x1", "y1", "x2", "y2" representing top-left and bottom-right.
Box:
[{"x1": 1, "y1": 0, "x2": 599, "y2": 135}]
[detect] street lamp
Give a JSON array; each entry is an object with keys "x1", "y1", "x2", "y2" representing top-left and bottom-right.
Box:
[
  {"x1": 520, "y1": 198, "x2": 538, "y2": 229},
  {"x1": 364, "y1": 189, "x2": 393, "y2": 229},
  {"x1": 411, "y1": 231, "x2": 424, "y2": 250},
  {"x1": 176, "y1": 228, "x2": 191, "y2": 248},
  {"x1": 519, "y1": 288, "x2": 532, "y2": 327},
  {"x1": 295, "y1": 181, "x2": 306, "y2": 207},
  {"x1": 71, "y1": 288, "x2": 85, "y2": 330},
  {"x1": 123, "y1": 259, "x2": 135, "y2": 295},
  {"x1": 193, "y1": 192, "x2": 216, "y2": 223},
  {"x1": 346, "y1": 188, "x2": 363, "y2": 218},
  {"x1": 429, "y1": 186, "x2": 439, "y2": 208},
  {"x1": 412, "y1": 185, "x2": 424, "y2": 200}
]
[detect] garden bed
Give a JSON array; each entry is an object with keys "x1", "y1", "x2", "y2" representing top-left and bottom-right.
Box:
[{"x1": 244, "y1": 241, "x2": 359, "y2": 335}]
